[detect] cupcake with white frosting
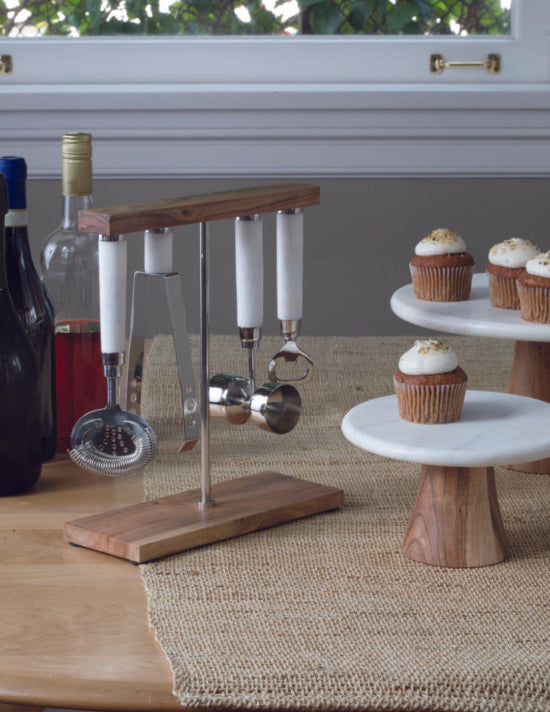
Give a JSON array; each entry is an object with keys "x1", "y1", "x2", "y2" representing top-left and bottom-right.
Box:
[
  {"x1": 394, "y1": 339, "x2": 467, "y2": 424},
  {"x1": 517, "y1": 251, "x2": 550, "y2": 323},
  {"x1": 410, "y1": 228, "x2": 474, "y2": 302},
  {"x1": 486, "y1": 237, "x2": 539, "y2": 310}
]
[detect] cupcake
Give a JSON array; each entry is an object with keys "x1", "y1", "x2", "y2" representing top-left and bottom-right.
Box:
[
  {"x1": 486, "y1": 237, "x2": 539, "y2": 310},
  {"x1": 394, "y1": 339, "x2": 467, "y2": 424},
  {"x1": 517, "y1": 251, "x2": 550, "y2": 323},
  {"x1": 410, "y1": 228, "x2": 474, "y2": 302}
]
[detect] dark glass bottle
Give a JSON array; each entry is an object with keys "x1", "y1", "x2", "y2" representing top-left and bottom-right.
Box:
[
  {"x1": 0, "y1": 174, "x2": 42, "y2": 494},
  {"x1": 40, "y1": 133, "x2": 103, "y2": 452},
  {"x1": 0, "y1": 156, "x2": 56, "y2": 461}
]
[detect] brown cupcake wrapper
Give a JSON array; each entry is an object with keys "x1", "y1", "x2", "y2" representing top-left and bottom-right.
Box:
[
  {"x1": 409, "y1": 264, "x2": 473, "y2": 302},
  {"x1": 393, "y1": 378, "x2": 467, "y2": 424},
  {"x1": 487, "y1": 272, "x2": 520, "y2": 310},
  {"x1": 516, "y1": 282, "x2": 550, "y2": 323}
]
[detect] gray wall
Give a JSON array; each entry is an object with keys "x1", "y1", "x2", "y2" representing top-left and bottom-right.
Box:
[{"x1": 27, "y1": 177, "x2": 550, "y2": 337}]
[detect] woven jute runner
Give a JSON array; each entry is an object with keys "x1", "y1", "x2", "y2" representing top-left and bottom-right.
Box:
[{"x1": 140, "y1": 335, "x2": 550, "y2": 712}]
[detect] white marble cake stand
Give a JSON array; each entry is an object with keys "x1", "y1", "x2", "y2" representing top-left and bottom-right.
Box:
[
  {"x1": 391, "y1": 273, "x2": 550, "y2": 473},
  {"x1": 342, "y1": 391, "x2": 550, "y2": 568}
]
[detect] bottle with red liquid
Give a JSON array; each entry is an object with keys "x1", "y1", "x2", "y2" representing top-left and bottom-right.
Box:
[{"x1": 40, "y1": 133, "x2": 104, "y2": 452}]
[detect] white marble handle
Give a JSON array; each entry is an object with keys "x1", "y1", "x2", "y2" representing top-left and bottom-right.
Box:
[
  {"x1": 276, "y1": 210, "x2": 303, "y2": 321},
  {"x1": 235, "y1": 216, "x2": 263, "y2": 329},
  {"x1": 99, "y1": 237, "x2": 127, "y2": 354},
  {"x1": 144, "y1": 228, "x2": 173, "y2": 274}
]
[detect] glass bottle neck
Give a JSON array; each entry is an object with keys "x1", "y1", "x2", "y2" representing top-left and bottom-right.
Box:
[
  {"x1": 4, "y1": 219, "x2": 39, "y2": 287},
  {"x1": 63, "y1": 194, "x2": 93, "y2": 230}
]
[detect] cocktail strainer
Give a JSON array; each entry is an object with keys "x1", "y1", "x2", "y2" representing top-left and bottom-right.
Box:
[{"x1": 69, "y1": 236, "x2": 157, "y2": 476}]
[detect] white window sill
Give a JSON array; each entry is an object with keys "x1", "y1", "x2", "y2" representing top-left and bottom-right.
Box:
[{"x1": 3, "y1": 83, "x2": 550, "y2": 178}]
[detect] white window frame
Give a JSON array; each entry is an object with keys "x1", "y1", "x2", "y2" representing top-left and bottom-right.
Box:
[{"x1": 1, "y1": 0, "x2": 550, "y2": 178}]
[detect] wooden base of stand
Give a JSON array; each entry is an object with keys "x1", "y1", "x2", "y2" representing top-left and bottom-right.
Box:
[
  {"x1": 63, "y1": 471, "x2": 344, "y2": 564},
  {"x1": 508, "y1": 340, "x2": 550, "y2": 473},
  {"x1": 402, "y1": 465, "x2": 509, "y2": 568}
]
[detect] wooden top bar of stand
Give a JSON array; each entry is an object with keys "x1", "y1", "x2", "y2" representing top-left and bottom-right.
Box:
[{"x1": 78, "y1": 182, "x2": 320, "y2": 236}]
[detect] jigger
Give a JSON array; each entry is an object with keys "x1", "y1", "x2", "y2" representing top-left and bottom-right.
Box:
[
  {"x1": 126, "y1": 227, "x2": 199, "y2": 452},
  {"x1": 209, "y1": 373, "x2": 250, "y2": 425},
  {"x1": 208, "y1": 374, "x2": 301, "y2": 435},
  {"x1": 250, "y1": 382, "x2": 301, "y2": 434}
]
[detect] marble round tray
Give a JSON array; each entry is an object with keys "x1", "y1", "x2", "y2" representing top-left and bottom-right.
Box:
[
  {"x1": 390, "y1": 272, "x2": 550, "y2": 341},
  {"x1": 341, "y1": 390, "x2": 550, "y2": 468}
]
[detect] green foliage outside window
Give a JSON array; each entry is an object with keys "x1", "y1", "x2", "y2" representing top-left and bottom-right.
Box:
[{"x1": 0, "y1": 0, "x2": 512, "y2": 37}]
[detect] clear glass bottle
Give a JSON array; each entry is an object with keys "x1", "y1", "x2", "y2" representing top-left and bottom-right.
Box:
[
  {"x1": 0, "y1": 156, "x2": 56, "y2": 462},
  {"x1": 41, "y1": 133, "x2": 103, "y2": 452}
]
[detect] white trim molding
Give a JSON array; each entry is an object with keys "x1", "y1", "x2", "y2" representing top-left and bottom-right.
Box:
[{"x1": 3, "y1": 83, "x2": 550, "y2": 178}]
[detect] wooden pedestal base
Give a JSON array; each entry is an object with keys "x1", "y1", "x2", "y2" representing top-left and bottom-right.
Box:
[
  {"x1": 402, "y1": 465, "x2": 509, "y2": 568},
  {"x1": 63, "y1": 471, "x2": 344, "y2": 564},
  {"x1": 508, "y1": 340, "x2": 550, "y2": 473}
]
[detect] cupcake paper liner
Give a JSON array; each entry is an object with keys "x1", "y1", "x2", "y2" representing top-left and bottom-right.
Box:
[
  {"x1": 393, "y1": 379, "x2": 467, "y2": 424},
  {"x1": 410, "y1": 264, "x2": 473, "y2": 302},
  {"x1": 487, "y1": 272, "x2": 520, "y2": 310},
  {"x1": 516, "y1": 282, "x2": 550, "y2": 323}
]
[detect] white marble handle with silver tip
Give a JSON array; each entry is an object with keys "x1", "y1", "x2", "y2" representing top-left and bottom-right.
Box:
[
  {"x1": 269, "y1": 209, "x2": 313, "y2": 384},
  {"x1": 235, "y1": 215, "x2": 263, "y2": 333},
  {"x1": 99, "y1": 236, "x2": 127, "y2": 355},
  {"x1": 144, "y1": 227, "x2": 173, "y2": 274},
  {"x1": 235, "y1": 215, "x2": 263, "y2": 393},
  {"x1": 276, "y1": 209, "x2": 303, "y2": 322}
]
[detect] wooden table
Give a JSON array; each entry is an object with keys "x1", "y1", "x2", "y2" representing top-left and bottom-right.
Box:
[{"x1": 0, "y1": 455, "x2": 178, "y2": 711}]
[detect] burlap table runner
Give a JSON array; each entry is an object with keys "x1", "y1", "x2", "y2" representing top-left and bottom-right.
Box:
[{"x1": 140, "y1": 335, "x2": 550, "y2": 712}]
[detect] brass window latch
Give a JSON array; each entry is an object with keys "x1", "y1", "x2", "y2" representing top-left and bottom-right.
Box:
[
  {"x1": 0, "y1": 55, "x2": 13, "y2": 76},
  {"x1": 430, "y1": 53, "x2": 501, "y2": 75}
]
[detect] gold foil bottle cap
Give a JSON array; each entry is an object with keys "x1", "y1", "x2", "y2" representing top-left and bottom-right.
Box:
[{"x1": 62, "y1": 132, "x2": 92, "y2": 197}]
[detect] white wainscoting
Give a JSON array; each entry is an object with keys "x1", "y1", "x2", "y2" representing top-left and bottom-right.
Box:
[{"x1": 3, "y1": 84, "x2": 550, "y2": 178}]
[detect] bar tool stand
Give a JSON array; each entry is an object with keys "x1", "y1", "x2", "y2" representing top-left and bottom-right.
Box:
[{"x1": 64, "y1": 183, "x2": 344, "y2": 564}]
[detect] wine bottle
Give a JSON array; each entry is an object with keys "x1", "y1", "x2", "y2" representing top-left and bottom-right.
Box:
[
  {"x1": 0, "y1": 156, "x2": 56, "y2": 462},
  {"x1": 40, "y1": 132, "x2": 103, "y2": 452},
  {"x1": 0, "y1": 174, "x2": 42, "y2": 495}
]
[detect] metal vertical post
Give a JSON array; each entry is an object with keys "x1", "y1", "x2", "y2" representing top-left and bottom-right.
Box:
[{"x1": 198, "y1": 221, "x2": 215, "y2": 508}]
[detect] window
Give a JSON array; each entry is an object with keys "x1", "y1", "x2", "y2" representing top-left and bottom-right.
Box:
[
  {"x1": 1, "y1": 0, "x2": 549, "y2": 177},
  {"x1": 4, "y1": 0, "x2": 513, "y2": 38},
  {"x1": 2, "y1": 0, "x2": 546, "y2": 83}
]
